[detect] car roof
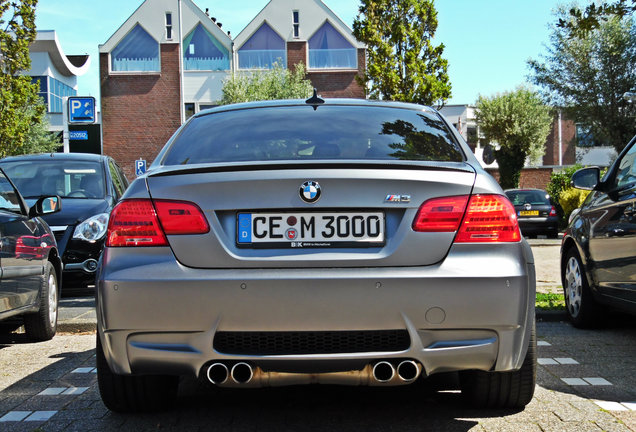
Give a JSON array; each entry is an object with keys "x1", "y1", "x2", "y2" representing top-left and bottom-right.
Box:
[
  {"x1": 195, "y1": 98, "x2": 438, "y2": 118},
  {"x1": 0, "y1": 153, "x2": 108, "y2": 163},
  {"x1": 504, "y1": 188, "x2": 547, "y2": 192}
]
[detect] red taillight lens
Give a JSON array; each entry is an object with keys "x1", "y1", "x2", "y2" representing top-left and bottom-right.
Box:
[
  {"x1": 455, "y1": 195, "x2": 521, "y2": 243},
  {"x1": 107, "y1": 199, "x2": 209, "y2": 247},
  {"x1": 412, "y1": 196, "x2": 469, "y2": 232},
  {"x1": 154, "y1": 200, "x2": 209, "y2": 235},
  {"x1": 549, "y1": 205, "x2": 557, "y2": 217},
  {"x1": 107, "y1": 199, "x2": 168, "y2": 247}
]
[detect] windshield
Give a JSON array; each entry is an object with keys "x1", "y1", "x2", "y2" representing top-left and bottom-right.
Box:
[
  {"x1": 0, "y1": 160, "x2": 106, "y2": 199},
  {"x1": 162, "y1": 105, "x2": 465, "y2": 165}
]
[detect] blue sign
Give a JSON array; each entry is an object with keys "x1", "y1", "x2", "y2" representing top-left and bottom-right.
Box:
[
  {"x1": 135, "y1": 159, "x2": 147, "y2": 176},
  {"x1": 69, "y1": 130, "x2": 88, "y2": 140},
  {"x1": 68, "y1": 96, "x2": 95, "y2": 123}
]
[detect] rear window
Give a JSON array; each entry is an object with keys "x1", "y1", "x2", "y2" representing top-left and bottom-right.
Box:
[
  {"x1": 162, "y1": 105, "x2": 464, "y2": 165},
  {"x1": 505, "y1": 190, "x2": 551, "y2": 206}
]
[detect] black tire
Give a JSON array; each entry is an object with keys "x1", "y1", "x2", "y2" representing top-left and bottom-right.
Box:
[
  {"x1": 23, "y1": 262, "x2": 58, "y2": 341},
  {"x1": 561, "y1": 247, "x2": 603, "y2": 328},
  {"x1": 96, "y1": 333, "x2": 179, "y2": 412},
  {"x1": 460, "y1": 320, "x2": 536, "y2": 409}
]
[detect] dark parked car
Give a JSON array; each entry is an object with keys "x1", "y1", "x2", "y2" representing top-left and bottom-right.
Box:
[
  {"x1": 96, "y1": 98, "x2": 536, "y2": 412},
  {"x1": 504, "y1": 188, "x2": 559, "y2": 238},
  {"x1": 0, "y1": 168, "x2": 62, "y2": 341},
  {"x1": 561, "y1": 135, "x2": 636, "y2": 327},
  {"x1": 0, "y1": 153, "x2": 129, "y2": 291}
]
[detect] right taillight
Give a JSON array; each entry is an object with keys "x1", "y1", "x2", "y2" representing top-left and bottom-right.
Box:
[
  {"x1": 107, "y1": 199, "x2": 209, "y2": 247},
  {"x1": 412, "y1": 194, "x2": 520, "y2": 243},
  {"x1": 455, "y1": 195, "x2": 520, "y2": 243}
]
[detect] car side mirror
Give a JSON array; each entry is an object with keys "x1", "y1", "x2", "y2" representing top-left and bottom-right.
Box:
[
  {"x1": 571, "y1": 167, "x2": 600, "y2": 191},
  {"x1": 29, "y1": 196, "x2": 62, "y2": 218}
]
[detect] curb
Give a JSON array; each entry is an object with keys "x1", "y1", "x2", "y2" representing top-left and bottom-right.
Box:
[
  {"x1": 536, "y1": 309, "x2": 568, "y2": 322},
  {"x1": 57, "y1": 322, "x2": 96, "y2": 333}
]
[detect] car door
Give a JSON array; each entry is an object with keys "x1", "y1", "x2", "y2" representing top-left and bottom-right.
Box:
[
  {"x1": 0, "y1": 171, "x2": 42, "y2": 315},
  {"x1": 587, "y1": 138, "x2": 636, "y2": 306}
]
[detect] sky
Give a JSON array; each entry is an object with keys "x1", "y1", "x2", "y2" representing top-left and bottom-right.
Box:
[{"x1": 33, "y1": 0, "x2": 562, "y2": 109}]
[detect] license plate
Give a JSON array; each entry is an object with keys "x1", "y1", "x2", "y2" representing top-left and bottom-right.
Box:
[
  {"x1": 519, "y1": 210, "x2": 539, "y2": 216},
  {"x1": 237, "y1": 212, "x2": 385, "y2": 248}
]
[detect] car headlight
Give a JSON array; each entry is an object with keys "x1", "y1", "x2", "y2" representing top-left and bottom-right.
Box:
[{"x1": 73, "y1": 213, "x2": 109, "y2": 242}]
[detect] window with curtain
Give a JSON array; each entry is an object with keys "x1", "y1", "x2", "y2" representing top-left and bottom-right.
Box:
[
  {"x1": 308, "y1": 21, "x2": 356, "y2": 69},
  {"x1": 238, "y1": 23, "x2": 286, "y2": 69},
  {"x1": 111, "y1": 24, "x2": 160, "y2": 72},
  {"x1": 183, "y1": 23, "x2": 230, "y2": 70}
]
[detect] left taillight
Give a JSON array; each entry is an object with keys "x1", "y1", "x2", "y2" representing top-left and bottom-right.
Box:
[{"x1": 107, "y1": 199, "x2": 209, "y2": 247}]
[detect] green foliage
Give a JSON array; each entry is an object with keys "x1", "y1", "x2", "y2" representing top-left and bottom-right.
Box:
[
  {"x1": 557, "y1": 0, "x2": 635, "y2": 36},
  {"x1": 475, "y1": 87, "x2": 552, "y2": 189},
  {"x1": 559, "y1": 187, "x2": 591, "y2": 221},
  {"x1": 546, "y1": 164, "x2": 584, "y2": 206},
  {"x1": 352, "y1": 0, "x2": 451, "y2": 106},
  {"x1": 536, "y1": 293, "x2": 565, "y2": 310},
  {"x1": 0, "y1": 0, "x2": 48, "y2": 158},
  {"x1": 529, "y1": 9, "x2": 636, "y2": 152},
  {"x1": 221, "y1": 63, "x2": 313, "y2": 105}
]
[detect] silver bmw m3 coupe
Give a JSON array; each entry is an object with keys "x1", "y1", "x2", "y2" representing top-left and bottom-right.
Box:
[{"x1": 96, "y1": 98, "x2": 536, "y2": 412}]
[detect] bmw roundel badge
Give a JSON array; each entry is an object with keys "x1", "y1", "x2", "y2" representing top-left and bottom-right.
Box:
[{"x1": 300, "y1": 181, "x2": 321, "y2": 203}]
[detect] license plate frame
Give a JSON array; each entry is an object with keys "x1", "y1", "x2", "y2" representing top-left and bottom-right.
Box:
[
  {"x1": 236, "y1": 211, "x2": 386, "y2": 248},
  {"x1": 519, "y1": 210, "x2": 539, "y2": 216}
]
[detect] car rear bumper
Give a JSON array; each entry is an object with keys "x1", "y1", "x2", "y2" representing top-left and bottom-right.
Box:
[
  {"x1": 96, "y1": 242, "x2": 536, "y2": 384},
  {"x1": 518, "y1": 216, "x2": 559, "y2": 234}
]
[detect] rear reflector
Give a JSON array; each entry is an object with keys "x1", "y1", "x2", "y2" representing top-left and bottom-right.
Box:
[
  {"x1": 455, "y1": 195, "x2": 521, "y2": 243},
  {"x1": 107, "y1": 200, "x2": 168, "y2": 247},
  {"x1": 413, "y1": 194, "x2": 521, "y2": 242},
  {"x1": 107, "y1": 199, "x2": 209, "y2": 247}
]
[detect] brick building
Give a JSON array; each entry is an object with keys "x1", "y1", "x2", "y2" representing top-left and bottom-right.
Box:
[{"x1": 99, "y1": 0, "x2": 366, "y2": 178}]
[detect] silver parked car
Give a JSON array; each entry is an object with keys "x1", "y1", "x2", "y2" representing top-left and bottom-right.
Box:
[{"x1": 96, "y1": 98, "x2": 537, "y2": 412}]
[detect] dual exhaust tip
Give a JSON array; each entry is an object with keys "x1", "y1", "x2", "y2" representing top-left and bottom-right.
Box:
[
  {"x1": 372, "y1": 360, "x2": 420, "y2": 383},
  {"x1": 206, "y1": 360, "x2": 421, "y2": 385},
  {"x1": 207, "y1": 362, "x2": 252, "y2": 385}
]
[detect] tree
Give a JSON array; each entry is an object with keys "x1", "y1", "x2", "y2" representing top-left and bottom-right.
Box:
[
  {"x1": 352, "y1": 0, "x2": 451, "y2": 107},
  {"x1": 0, "y1": 0, "x2": 48, "y2": 158},
  {"x1": 475, "y1": 88, "x2": 552, "y2": 189},
  {"x1": 557, "y1": 0, "x2": 635, "y2": 36},
  {"x1": 529, "y1": 9, "x2": 636, "y2": 152},
  {"x1": 221, "y1": 62, "x2": 313, "y2": 105}
]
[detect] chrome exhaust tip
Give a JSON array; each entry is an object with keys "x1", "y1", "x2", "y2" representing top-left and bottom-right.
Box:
[
  {"x1": 231, "y1": 362, "x2": 253, "y2": 384},
  {"x1": 207, "y1": 363, "x2": 229, "y2": 385},
  {"x1": 372, "y1": 361, "x2": 395, "y2": 382},
  {"x1": 396, "y1": 360, "x2": 420, "y2": 382}
]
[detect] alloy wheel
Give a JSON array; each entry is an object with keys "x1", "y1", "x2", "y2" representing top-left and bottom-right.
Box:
[
  {"x1": 48, "y1": 273, "x2": 58, "y2": 328},
  {"x1": 565, "y1": 256, "x2": 582, "y2": 318}
]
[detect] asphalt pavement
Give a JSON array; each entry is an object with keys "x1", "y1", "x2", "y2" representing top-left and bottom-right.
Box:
[{"x1": 56, "y1": 237, "x2": 565, "y2": 333}]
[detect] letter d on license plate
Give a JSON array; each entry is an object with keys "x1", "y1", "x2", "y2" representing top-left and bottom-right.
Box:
[{"x1": 237, "y1": 211, "x2": 385, "y2": 248}]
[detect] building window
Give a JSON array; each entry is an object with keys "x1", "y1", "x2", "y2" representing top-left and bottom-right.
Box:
[
  {"x1": 166, "y1": 13, "x2": 173, "y2": 40},
  {"x1": 308, "y1": 21, "x2": 356, "y2": 69},
  {"x1": 31, "y1": 76, "x2": 48, "y2": 109},
  {"x1": 48, "y1": 78, "x2": 76, "y2": 113},
  {"x1": 183, "y1": 23, "x2": 229, "y2": 70},
  {"x1": 576, "y1": 124, "x2": 602, "y2": 147},
  {"x1": 185, "y1": 103, "x2": 195, "y2": 120},
  {"x1": 293, "y1": 11, "x2": 299, "y2": 38},
  {"x1": 111, "y1": 24, "x2": 160, "y2": 72},
  {"x1": 238, "y1": 22, "x2": 286, "y2": 69}
]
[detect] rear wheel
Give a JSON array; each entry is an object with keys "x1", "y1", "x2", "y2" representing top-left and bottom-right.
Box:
[
  {"x1": 96, "y1": 334, "x2": 179, "y2": 412},
  {"x1": 562, "y1": 247, "x2": 603, "y2": 328},
  {"x1": 23, "y1": 262, "x2": 58, "y2": 341},
  {"x1": 460, "y1": 320, "x2": 536, "y2": 409}
]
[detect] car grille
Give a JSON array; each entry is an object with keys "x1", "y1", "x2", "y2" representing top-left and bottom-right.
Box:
[{"x1": 213, "y1": 330, "x2": 411, "y2": 355}]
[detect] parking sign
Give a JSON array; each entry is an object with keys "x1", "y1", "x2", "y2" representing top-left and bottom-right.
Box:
[
  {"x1": 135, "y1": 159, "x2": 147, "y2": 176},
  {"x1": 68, "y1": 97, "x2": 96, "y2": 123}
]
